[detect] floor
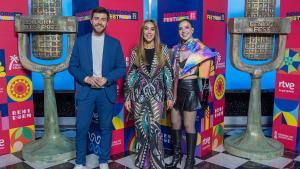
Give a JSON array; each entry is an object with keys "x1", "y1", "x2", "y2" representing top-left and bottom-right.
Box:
[{"x1": 1, "y1": 128, "x2": 300, "y2": 169}]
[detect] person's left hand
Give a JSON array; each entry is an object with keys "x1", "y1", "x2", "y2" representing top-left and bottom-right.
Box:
[
  {"x1": 167, "y1": 100, "x2": 174, "y2": 110},
  {"x1": 95, "y1": 77, "x2": 107, "y2": 87}
]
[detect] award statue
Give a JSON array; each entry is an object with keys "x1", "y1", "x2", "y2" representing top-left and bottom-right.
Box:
[
  {"x1": 224, "y1": 0, "x2": 291, "y2": 159},
  {"x1": 15, "y1": 0, "x2": 77, "y2": 162}
]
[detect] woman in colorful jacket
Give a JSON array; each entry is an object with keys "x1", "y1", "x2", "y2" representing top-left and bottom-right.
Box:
[
  {"x1": 124, "y1": 19, "x2": 174, "y2": 169},
  {"x1": 166, "y1": 19, "x2": 217, "y2": 169}
]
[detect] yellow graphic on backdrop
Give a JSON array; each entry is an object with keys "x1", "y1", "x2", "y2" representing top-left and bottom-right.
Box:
[
  {"x1": 214, "y1": 74, "x2": 225, "y2": 100},
  {"x1": 7, "y1": 76, "x2": 32, "y2": 102},
  {"x1": 0, "y1": 60, "x2": 6, "y2": 77}
]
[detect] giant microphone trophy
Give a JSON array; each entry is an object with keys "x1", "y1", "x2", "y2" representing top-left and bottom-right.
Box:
[
  {"x1": 14, "y1": 0, "x2": 77, "y2": 162},
  {"x1": 224, "y1": 0, "x2": 291, "y2": 159}
]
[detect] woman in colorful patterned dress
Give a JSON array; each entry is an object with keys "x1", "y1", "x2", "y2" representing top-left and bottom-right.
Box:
[
  {"x1": 166, "y1": 19, "x2": 217, "y2": 169},
  {"x1": 124, "y1": 19, "x2": 174, "y2": 169}
]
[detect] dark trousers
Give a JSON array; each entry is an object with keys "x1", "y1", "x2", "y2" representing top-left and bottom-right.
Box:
[{"x1": 75, "y1": 89, "x2": 114, "y2": 165}]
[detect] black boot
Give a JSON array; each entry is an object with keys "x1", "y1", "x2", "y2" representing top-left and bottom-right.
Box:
[
  {"x1": 166, "y1": 129, "x2": 182, "y2": 169},
  {"x1": 184, "y1": 133, "x2": 197, "y2": 169}
]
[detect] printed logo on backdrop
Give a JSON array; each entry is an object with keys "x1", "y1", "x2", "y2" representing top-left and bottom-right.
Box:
[
  {"x1": 215, "y1": 52, "x2": 225, "y2": 72},
  {"x1": 76, "y1": 9, "x2": 138, "y2": 22},
  {"x1": 279, "y1": 49, "x2": 300, "y2": 74},
  {"x1": 8, "y1": 54, "x2": 23, "y2": 72},
  {"x1": 213, "y1": 99, "x2": 224, "y2": 126},
  {"x1": 163, "y1": 11, "x2": 197, "y2": 23},
  {"x1": 272, "y1": 124, "x2": 297, "y2": 150},
  {"x1": 0, "y1": 50, "x2": 6, "y2": 77},
  {"x1": 214, "y1": 74, "x2": 225, "y2": 100},
  {"x1": 275, "y1": 73, "x2": 299, "y2": 100},
  {"x1": 286, "y1": 11, "x2": 300, "y2": 21},
  {"x1": 200, "y1": 129, "x2": 212, "y2": 157},
  {"x1": 206, "y1": 10, "x2": 225, "y2": 22},
  {"x1": 0, "y1": 11, "x2": 22, "y2": 21},
  {"x1": 111, "y1": 129, "x2": 124, "y2": 155},
  {"x1": 0, "y1": 130, "x2": 10, "y2": 155},
  {"x1": 7, "y1": 75, "x2": 32, "y2": 102},
  {"x1": 8, "y1": 101, "x2": 34, "y2": 129}
]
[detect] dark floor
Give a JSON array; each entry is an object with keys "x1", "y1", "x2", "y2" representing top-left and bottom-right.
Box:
[{"x1": 32, "y1": 91, "x2": 275, "y2": 117}]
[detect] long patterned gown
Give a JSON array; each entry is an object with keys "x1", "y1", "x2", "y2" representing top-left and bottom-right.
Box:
[{"x1": 125, "y1": 45, "x2": 173, "y2": 169}]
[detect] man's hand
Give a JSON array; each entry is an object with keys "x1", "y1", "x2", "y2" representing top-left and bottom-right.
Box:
[
  {"x1": 99, "y1": 77, "x2": 107, "y2": 86},
  {"x1": 84, "y1": 76, "x2": 108, "y2": 88},
  {"x1": 84, "y1": 76, "x2": 102, "y2": 88}
]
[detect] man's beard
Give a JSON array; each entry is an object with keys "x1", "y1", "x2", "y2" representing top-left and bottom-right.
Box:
[{"x1": 93, "y1": 25, "x2": 106, "y2": 35}]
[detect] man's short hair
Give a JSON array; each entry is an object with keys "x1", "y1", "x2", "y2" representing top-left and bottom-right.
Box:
[{"x1": 91, "y1": 7, "x2": 110, "y2": 20}]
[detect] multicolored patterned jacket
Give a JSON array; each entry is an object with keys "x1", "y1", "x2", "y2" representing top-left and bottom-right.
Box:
[{"x1": 125, "y1": 45, "x2": 173, "y2": 103}]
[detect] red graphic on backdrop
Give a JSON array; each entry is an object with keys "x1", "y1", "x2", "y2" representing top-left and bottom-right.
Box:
[
  {"x1": 213, "y1": 99, "x2": 224, "y2": 126},
  {"x1": 201, "y1": 128, "x2": 212, "y2": 157},
  {"x1": 8, "y1": 101, "x2": 34, "y2": 129},
  {"x1": 273, "y1": 120, "x2": 297, "y2": 150},
  {"x1": 0, "y1": 78, "x2": 7, "y2": 104},
  {"x1": 111, "y1": 129, "x2": 124, "y2": 155},
  {"x1": 275, "y1": 73, "x2": 300, "y2": 101},
  {"x1": 280, "y1": 0, "x2": 300, "y2": 48},
  {"x1": 0, "y1": 130, "x2": 10, "y2": 155},
  {"x1": 99, "y1": 0, "x2": 143, "y2": 61},
  {"x1": 0, "y1": 0, "x2": 28, "y2": 76}
]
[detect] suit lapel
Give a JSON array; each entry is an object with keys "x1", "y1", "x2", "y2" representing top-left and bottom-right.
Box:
[
  {"x1": 102, "y1": 35, "x2": 109, "y2": 75},
  {"x1": 87, "y1": 34, "x2": 93, "y2": 73}
]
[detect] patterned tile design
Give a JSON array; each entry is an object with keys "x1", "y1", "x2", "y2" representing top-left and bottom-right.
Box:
[{"x1": 1, "y1": 128, "x2": 300, "y2": 169}]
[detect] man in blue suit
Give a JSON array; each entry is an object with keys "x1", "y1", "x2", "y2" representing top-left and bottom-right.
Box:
[{"x1": 69, "y1": 7, "x2": 126, "y2": 169}]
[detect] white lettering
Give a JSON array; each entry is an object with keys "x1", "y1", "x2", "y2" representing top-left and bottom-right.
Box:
[
  {"x1": 279, "y1": 80, "x2": 295, "y2": 90},
  {"x1": 0, "y1": 139, "x2": 4, "y2": 147}
]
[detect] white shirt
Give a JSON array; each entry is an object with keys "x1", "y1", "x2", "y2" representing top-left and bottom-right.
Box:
[{"x1": 92, "y1": 33, "x2": 105, "y2": 77}]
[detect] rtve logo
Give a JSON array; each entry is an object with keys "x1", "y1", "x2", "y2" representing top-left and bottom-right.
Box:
[
  {"x1": 278, "y1": 80, "x2": 295, "y2": 90},
  {"x1": 0, "y1": 139, "x2": 4, "y2": 147}
]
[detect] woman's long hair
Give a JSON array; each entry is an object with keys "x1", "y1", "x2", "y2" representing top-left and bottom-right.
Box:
[{"x1": 135, "y1": 19, "x2": 165, "y2": 68}]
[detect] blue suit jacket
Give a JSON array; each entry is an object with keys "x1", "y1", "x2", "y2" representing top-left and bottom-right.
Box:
[{"x1": 68, "y1": 33, "x2": 126, "y2": 103}]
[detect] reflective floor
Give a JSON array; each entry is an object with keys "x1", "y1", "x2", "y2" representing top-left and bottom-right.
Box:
[{"x1": 1, "y1": 128, "x2": 300, "y2": 169}]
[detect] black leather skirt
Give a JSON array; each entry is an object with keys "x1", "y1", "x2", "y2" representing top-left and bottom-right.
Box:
[{"x1": 173, "y1": 79, "x2": 201, "y2": 111}]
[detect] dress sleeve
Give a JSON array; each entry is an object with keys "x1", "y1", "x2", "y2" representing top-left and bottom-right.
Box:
[
  {"x1": 124, "y1": 49, "x2": 139, "y2": 101},
  {"x1": 162, "y1": 45, "x2": 174, "y2": 101}
]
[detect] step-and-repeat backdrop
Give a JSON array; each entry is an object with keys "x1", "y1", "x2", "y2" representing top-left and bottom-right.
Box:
[
  {"x1": 272, "y1": 0, "x2": 300, "y2": 152},
  {"x1": 0, "y1": 0, "x2": 35, "y2": 156},
  {"x1": 157, "y1": 0, "x2": 227, "y2": 157}
]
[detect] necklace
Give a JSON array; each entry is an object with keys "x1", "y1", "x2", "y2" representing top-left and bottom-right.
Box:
[{"x1": 144, "y1": 43, "x2": 154, "y2": 49}]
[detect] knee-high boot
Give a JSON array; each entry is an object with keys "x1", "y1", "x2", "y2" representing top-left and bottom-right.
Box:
[
  {"x1": 166, "y1": 129, "x2": 182, "y2": 169},
  {"x1": 184, "y1": 133, "x2": 197, "y2": 169}
]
